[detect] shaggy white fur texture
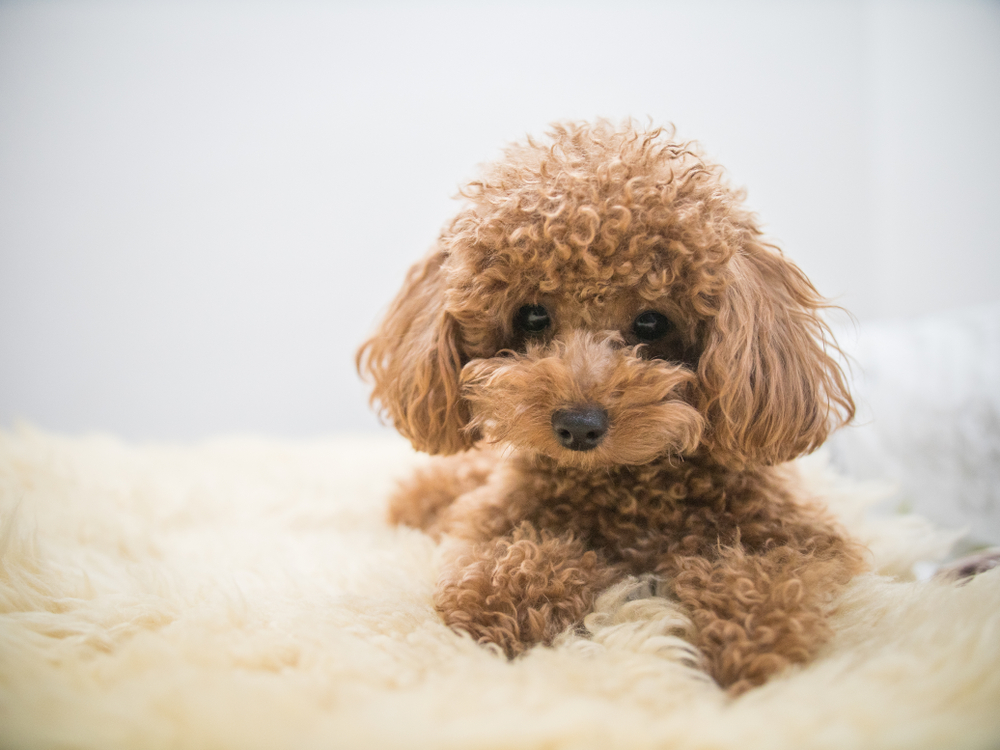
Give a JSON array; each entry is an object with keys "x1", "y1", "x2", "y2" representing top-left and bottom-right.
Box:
[{"x1": 1, "y1": 426, "x2": 998, "y2": 750}]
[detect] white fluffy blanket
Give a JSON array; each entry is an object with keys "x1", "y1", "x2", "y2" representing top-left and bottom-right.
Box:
[{"x1": 1, "y1": 428, "x2": 998, "y2": 750}]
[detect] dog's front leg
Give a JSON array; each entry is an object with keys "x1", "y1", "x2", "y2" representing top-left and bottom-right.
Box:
[
  {"x1": 665, "y1": 544, "x2": 861, "y2": 694},
  {"x1": 435, "y1": 524, "x2": 620, "y2": 657}
]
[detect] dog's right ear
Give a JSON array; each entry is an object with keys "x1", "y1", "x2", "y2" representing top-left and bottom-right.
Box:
[{"x1": 356, "y1": 247, "x2": 473, "y2": 455}]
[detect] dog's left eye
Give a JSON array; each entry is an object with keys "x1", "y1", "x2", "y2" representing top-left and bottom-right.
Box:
[
  {"x1": 632, "y1": 311, "x2": 673, "y2": 342},
  {"x1": 514, "y1": 305, "x2": 551, "y2": 334}
]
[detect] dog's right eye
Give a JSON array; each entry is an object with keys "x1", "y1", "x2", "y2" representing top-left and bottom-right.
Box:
[{"x1": 514, "y1": 305, "x2": 550, "y2": 334}]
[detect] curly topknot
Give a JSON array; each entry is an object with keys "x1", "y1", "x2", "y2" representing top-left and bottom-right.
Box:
[{"x1": 445, "y1": 120, "x2": 756, "y2": 318}]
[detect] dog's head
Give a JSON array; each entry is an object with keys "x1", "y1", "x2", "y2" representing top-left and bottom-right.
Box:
[{"x1": 358, "y1": 121, "x2": 853, "y2": 470}]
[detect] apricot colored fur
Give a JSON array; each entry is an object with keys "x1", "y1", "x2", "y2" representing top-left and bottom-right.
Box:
[{"x1": 358, "y1": 120, "x2": 867, "y2": 694}]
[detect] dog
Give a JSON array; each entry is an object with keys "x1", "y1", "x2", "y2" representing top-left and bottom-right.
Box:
[{"x1": 357, "y1": 120, "x2": 867, "y2": 694}]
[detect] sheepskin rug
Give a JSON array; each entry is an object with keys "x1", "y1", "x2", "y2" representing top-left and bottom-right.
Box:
[{"x1": 1, "y1": 427, "x2": 999, "y2": 750}]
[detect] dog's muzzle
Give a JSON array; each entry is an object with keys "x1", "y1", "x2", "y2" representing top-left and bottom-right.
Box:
[{"x1": 551, "y1": 406, "x2": 609, "y2": 451}]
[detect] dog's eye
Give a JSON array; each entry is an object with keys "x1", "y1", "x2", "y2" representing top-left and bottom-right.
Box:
[
  {"x1": 514, "y1": 305, "x2": 550, "y2": 334},
  {"x1": 632, "y1": 311, "x2": 673, "y2": 342}
]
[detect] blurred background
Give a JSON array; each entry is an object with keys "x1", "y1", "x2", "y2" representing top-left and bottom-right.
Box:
[{"x1": 1, "y1": 2, "x2": 998, "y2": 537}]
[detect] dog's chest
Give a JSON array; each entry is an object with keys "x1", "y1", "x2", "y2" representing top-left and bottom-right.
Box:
[{"x1": 521, "y1": 460, "x2": 744, "y2": 568}]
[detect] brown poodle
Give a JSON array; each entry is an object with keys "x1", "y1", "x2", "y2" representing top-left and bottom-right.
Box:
[{"x1": 357, "y1": 120, "x2": 868, "y2": 695}]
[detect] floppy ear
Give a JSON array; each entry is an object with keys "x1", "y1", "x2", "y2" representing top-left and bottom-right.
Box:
[
  {"x1": 356, "y1": 247, "x2": 473, "y2": 455},
  {"x1": 698, "y1": 242, "x2": 854, "y2": 468}
]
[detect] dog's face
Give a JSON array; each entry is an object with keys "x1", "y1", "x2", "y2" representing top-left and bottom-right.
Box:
[
  {"x1": 359, "y1": 122, "x2": 853, "y2": 470},
  {"x1": 453, "y1": 273, "x2": 707, "y2": 471}
]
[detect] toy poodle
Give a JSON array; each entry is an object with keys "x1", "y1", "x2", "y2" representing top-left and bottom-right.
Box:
[{"x1": 357, "y1": 120, "x2": 868, "y2": 694}]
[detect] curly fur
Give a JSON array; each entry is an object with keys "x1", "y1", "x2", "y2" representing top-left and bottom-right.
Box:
[{"x1": 358, "y1": 120, "x2": 867, "y2": 694}]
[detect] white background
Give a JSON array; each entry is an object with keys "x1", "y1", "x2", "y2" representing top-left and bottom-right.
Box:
[{"x1": 2, "y1": 0, "x2": 998, "y2": 440}]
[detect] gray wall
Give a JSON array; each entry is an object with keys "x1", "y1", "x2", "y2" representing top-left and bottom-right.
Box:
[{"x1": 2, "y1": 0, "x2": 998, "y2": 439}]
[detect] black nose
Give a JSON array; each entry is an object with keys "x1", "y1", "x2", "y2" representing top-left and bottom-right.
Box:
[{"x1": 551, "y1": 406, "x2": 609, "y2": 452}]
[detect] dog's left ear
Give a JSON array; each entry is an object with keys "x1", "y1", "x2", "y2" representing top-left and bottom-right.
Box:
[{"x1": 698, "y1": 242, "x2": 854, "y2": 468}]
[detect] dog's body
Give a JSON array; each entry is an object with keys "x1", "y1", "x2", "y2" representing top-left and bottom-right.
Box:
[{"x1": 358, "y1": 121, "x2": 867, "y2": 694}]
